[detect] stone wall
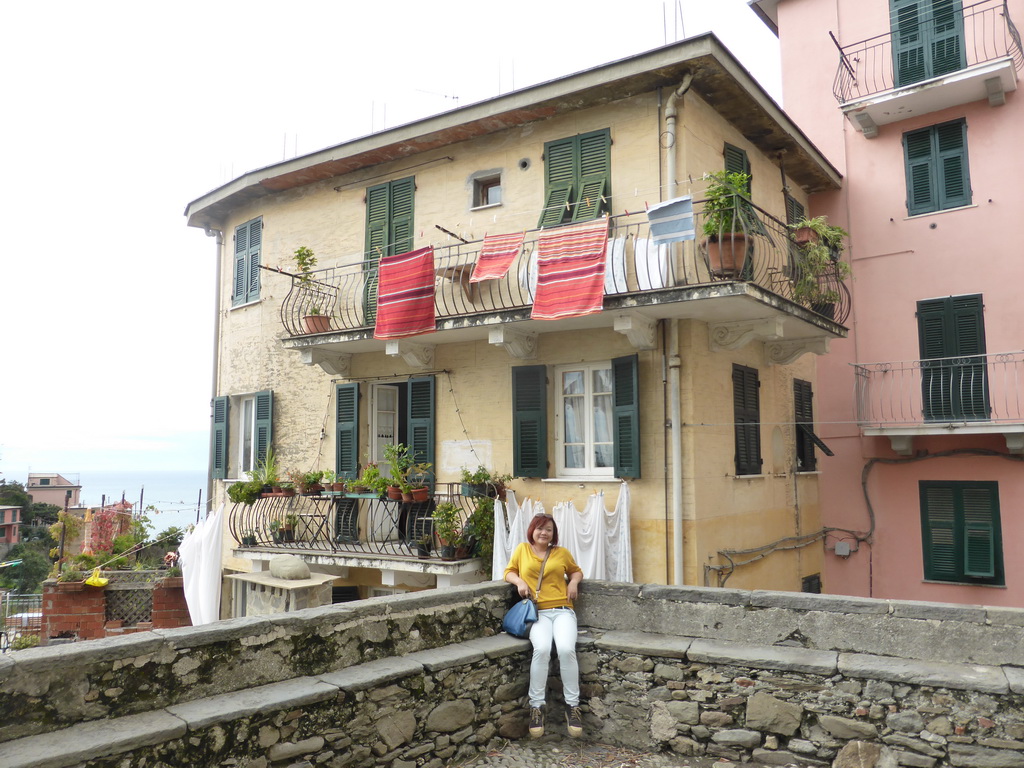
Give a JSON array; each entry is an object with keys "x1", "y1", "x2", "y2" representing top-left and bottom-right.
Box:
[{"x1": 2, "y1": 581, "x2": 1023, "y2": 768}]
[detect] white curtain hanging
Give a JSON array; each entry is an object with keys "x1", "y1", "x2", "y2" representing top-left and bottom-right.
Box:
[
  {"x1": 494, "y1": 484, "x2": 632, "y2": 582},
  {"x1": 178, "y1": 503, "x2": 224, "y2": 625}
]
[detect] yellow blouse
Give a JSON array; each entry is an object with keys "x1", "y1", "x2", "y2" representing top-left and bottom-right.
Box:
[{"x1": 503, "y1": 542, "x2": 583, "y2": 610}]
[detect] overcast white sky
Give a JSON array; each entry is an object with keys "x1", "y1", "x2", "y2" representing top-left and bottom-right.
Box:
[{"x1": 0, "y1": 0, "x2": 779, "y2": 477}]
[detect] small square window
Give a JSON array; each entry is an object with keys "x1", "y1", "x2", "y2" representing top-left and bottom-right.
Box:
[{"x1": 474, "y1": 176, "x2": 502, "y2": 208}]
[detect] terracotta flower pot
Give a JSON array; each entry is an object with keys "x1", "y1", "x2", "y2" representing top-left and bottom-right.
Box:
[
  {"x1": 303, "y1": 315, "x2": 331, "y2": 334},
  {"x1": 705, "y1": 233, "x2": 748, "y2": 277}
]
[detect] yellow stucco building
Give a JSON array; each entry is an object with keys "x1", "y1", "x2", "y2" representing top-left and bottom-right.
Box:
[{"x1": 185, "y1": 35, "x2": 847, "y2": 610}]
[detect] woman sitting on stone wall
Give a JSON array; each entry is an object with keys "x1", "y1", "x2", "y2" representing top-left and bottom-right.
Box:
[{"x1": 503, "y1": 512, "x2": 585, "y2": 739}]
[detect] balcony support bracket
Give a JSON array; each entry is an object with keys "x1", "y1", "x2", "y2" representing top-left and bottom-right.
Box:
[
  {"x1": 300, "y1": 349, "x2": 352, "y2": 377},
  {"x1": 614, "y1": 313, "x2": 657, "y2": 350},
  {"x1": 852, "y1": 111, "x2": 879, "y2": 139},
  {"x1": 1006, "y1": 433, "x2": 1024, "y2": 455},
  {"x1": 888, "y1": 435, "x2": 915, "y2": 456},
  {"x1": 765, "y1": 337, "x2": 831, "y2": 366},
  {"x1": 488, "y1": 328, "x2": 537, "y2": 359},
  {"x1": 710, "y1": 318, "x2": 784, "y2": 352},
  {"x1": 385, "y1": 341, "x2": 435, "y2": 370},
  {"x1": 986, "y1": 76, "x2": 1006, "y2": 107}
]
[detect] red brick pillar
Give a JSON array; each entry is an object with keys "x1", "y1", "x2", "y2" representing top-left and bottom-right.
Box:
[
  {"x1": 42, "y1": 581, "x2": 108, "y2": 642},
  {"x1": 152, "y1": 577, "x2": 192, "y2": 629}
]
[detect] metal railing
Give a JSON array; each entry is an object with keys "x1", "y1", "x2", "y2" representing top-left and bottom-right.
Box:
[
  {"x1": 853, "y1": 351, "x2": 1024, "y2": 427},
  {"x1": 834, "y1": 0, "x2": 1023, "y2": 103},
  {"x1": 1, "y1": 593, "x2": 42, "y2": 652},
  {"x1": 276, "y1": 200, "x2": 851, "y2": 337},
  {"x1": 227, "y1": 483, "x2": 484, "y2": 560}
]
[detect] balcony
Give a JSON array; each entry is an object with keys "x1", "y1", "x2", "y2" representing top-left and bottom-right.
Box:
[
  {"x1": 833, "y1": 0, "x2": 1022, "y2": 137},
  {"x1": 853, "y1": 350, "x2": 1024, "y2": 454},
  {"x1": 227, "y1": 483, "x2": 485, "y2": 582},
  {"x1": 273, "y1": 202, "x2": 850, "y2": 372}
]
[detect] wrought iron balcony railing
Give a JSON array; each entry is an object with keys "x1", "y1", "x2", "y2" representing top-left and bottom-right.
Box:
[
  {"x1": 275, "y1": 200, "x2": 851, "y2": 339},
  {"x1": 853, "y1": 351, "x2": 1024, "y2": 427},
  {"x1": 227, "y1": 483, "x2": 484, "y2": 561},
  {"x1": 833, "y1": 0, "x2": 1023, "y2": 103}
]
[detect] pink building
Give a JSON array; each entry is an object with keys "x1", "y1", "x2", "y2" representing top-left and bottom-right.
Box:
[
  {"x1": 754, "y1": 0, "x2": 1024, "y2": 604},
  {"x1": 26, "y1": 473, "x2": 81, "y2": 508},
  {"x1": 0, "y1": 506, "x2": 21, "y2": 545}
]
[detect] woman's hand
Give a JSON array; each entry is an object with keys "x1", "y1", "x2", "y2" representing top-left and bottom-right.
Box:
[
  {"x1": 566, "y1": 572, "x2": 583, "y2": 601},
  {"x1": 516, "y1": 581, "x2": 531, "y2": 598}
]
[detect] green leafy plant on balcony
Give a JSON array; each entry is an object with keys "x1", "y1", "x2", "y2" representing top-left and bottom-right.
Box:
[{"x1": 790, "y1": 215, "x2": 851, "y2": 310}]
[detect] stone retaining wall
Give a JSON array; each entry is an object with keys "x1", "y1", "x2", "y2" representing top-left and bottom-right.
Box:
[{"x1": 2, "y1": 581, "x2": 1023, "y2": 767}]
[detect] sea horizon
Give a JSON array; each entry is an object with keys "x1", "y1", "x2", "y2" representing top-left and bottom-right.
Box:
[{"x1": 39, "y1": 469, "x2": 210, "y2": 535}]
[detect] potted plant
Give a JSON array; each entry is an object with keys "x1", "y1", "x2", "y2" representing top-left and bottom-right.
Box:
[
  {"x1": 302, "y1": 470, "x2": 325, "y2": 495},
  {"x1": 227, "y1": 479, "x2": 263, "y2": 505},
  {"x1": 462, "y1": 496, "x2": 495, "y2": 568},
  {"x1": 789, "y1": 215, "x2": 851, "y2": 318},
  {"x1": 354, "y1": 462, "x2": 387, "y2": 496},
  {"x1": 270, "y1": 519, "x2": 282, "y2": 543},
  {"x1": 254, "y1": 448, "x2": 280, "y2": 495},
  {"x1": 281, "y1": 513, "x2": 299, "y2": 542},
  {"x1": 700, "y1": 170, "x2": 752, "y2": 277},
  {"x1": 405, "y1": 460, "x2": 433, "y2": 502},
  {"x1": 433, "y1": 501, "x2": 462, "y2": 559},
  {"x1": 383, "y1": 443, "x2": 414, "y2": 500},
  {"x1": 414, "y1": 534, "x2": 433, "y2": 559},
  {"x1": 303, "y1": 305, "x2": 331, "y2": 334},
  {"x1": 459, "y1": 466, "x2": 513, "y2": 500},
  {"x1": 240, "y1": 530, "x2": 258, "y2": 547}
]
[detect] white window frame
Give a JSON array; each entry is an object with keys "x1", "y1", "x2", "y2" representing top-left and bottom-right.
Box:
[
  {"x1": 470, "y1": 171, "x2": 503, "y2": 210},
  {"x1": 369, "y1": 383, "x2": 400, "y2": 465},
  {"x1": 236, "y1": 394, "x2": 257, "y2": 477},
  {"x1": 553, "y1": 361, "x2": 615, "y2": 479}
]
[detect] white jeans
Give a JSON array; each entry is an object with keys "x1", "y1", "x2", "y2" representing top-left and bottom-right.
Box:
[{"x1": 528, "y1": 607, "x2": 579, "y2": 708}]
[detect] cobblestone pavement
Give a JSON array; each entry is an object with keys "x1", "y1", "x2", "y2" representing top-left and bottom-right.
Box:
[{"x1": 454, "y1": 738, "x2": 812, "y2": 767}]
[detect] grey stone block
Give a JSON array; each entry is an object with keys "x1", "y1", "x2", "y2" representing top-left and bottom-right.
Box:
[
  {"x1": 155, "y1": 614, "x2": 278, "y2": 647},
  {"x1": 948, "y1": 743, "x2": 1024, "y2": 767},
  {"x1": 318, "y1": 656, "x2": 423, "y2": 691},
  {"x1": 888, "y1": 599, "x2": 986, "y2": 623},
  {"x1": 166, "y1": 677, "x2": 339, "y2": 729},
  {"x1": 641, "y1": 584, "x2": 750, "y2": 606},
  {"x1": 595, "y1": 630, "x2": 690, "y2": 659},
  {"x1": 985, "y1": 607, "x2": 1024, "y2": 628},
  {"x1": 0, "y1": 709, "x2": 186, "y2": 768},
  {"x1": 407, "y1": 643, "x2": 487, "y2": 672},
  {"x1": 1002, "y1": 667, "x2": 1024, "y2": 694},
  {"x1": 11, "y1": 631, "x2": 167, "y2": 674},
  {"x1": 459, "y1": 634, "x2": 530, "y2": 660},
  {"x1": 688, "y1": 637, "x2": 837, "y2": 675},
  {"x1": 839, "y1": 653, "x2": 1008, "y2": 694},
  {"x1": 750, "y1": 590, "x2": 889, "y2": 615}
]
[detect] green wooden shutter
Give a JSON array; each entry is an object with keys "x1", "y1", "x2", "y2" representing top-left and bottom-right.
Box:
[
  {"x1": 335, "y1": 383, "x2": 360, "y2": 480},
  {"x1": 512, "y1": 365, "x2": 548, "y2": 478},
  {"x1": 930, "y1": 0, "x2": 966, "y2": 77},
  {"x1": 921, "y1": 483, "x2": 958, "y2": 580},
  {"x1": 211, "y1": 396, "x2": 229, "y2": 480},
  {"x1": 962, "y1": 485, "x2": 997, "y2": 578},
  {"x1": 364, "y1": 183, "x2": 390, "y2": 326},
  {"x1": 539, "y1": 137, "x2": 577, "y2": 227},
  {"x1": 232, "y1": 223, "x2": 248, "y2": 306},
  {"x1": 724, "y1": 143, "x2": 752, "y2": 192},
  {"x1": 905, "y1": 119, "x2": 969, "y2": 215},
  {"x1": 573, "y1": 129, "x2": 611, "y2": 223},
  {"x1": 785, "y1": 195, "x2": 805, "y2": 226},
  {"x1": 794, "y1": 379, "x2": 816, "y2": 472},
  {"x1": 733, "y1": 365, "x2": 762, "y2": 476},
  {"x1": 904, "y1": 128, "x2": 937, "y2": 215},
  {"x1": 893, "y1": 0, "x2": 928, "y2": 86},
  {"x1": 389, "y1": 176, "x2": 416, "y2": 254},
  {"x1": 612, "y1": 354, "x2": 641, "y2": 478},
  {"x1": 935, "y1": 120, "x2": 970, "y2": 210},
  {"x1": 918, "y1": 295, "x2": 987, "y2": 420},
  {"x1": 921, "y1": 481, "x2": 1001, "y2": 583},
  {"x1": 253, "y1": 389, "x2": 273, "y2": 467},
  {"x1": 407, "y1": 376, "x2": 435, "y2": 483},
  {"x1": 245, "y1": 218, "x2": 262, "y2": 304}
]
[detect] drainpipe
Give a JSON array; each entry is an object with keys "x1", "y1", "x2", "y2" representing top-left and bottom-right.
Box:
[
  {"x1": 664, "y1": 75, "x2": 692, "y2": 586},
  {"x1": 205, "y1": 226, "x2": 223, "y2": 518}
]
